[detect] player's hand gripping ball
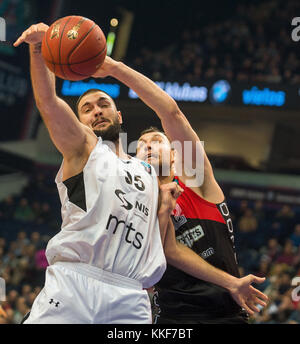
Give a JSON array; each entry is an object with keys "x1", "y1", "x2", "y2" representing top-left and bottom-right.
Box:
[{"x1": 42, "y1": 15, "x2": 107, "y2": 80}]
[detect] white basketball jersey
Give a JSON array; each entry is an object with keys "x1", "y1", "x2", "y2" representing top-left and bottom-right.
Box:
[{"x1": 46, "y1": 138, "x2": 166, "y2": 288}]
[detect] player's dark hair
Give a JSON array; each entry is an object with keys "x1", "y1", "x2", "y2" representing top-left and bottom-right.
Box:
[
  {"x1": 140, "y1": 126, "x2": 163, "y2": 136},
  {"x1": 140, "y1": 126, "x2": 171, "y2": 143},
  {"x1": 75, "y1": 88, "x2": 116, "y2": 119}
]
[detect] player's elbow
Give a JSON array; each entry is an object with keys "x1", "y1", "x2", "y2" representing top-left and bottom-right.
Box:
[
  {"x1": 168, "y1": 103, "x2": 182, "y2": 119},
  {"x1": 159, "y1": 98, "x2": 181, "y2": 119}
]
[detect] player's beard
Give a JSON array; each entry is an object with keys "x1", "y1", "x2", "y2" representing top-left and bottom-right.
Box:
[{"x1": 93, "y1": 118, "x2": 121, "y2": 143}]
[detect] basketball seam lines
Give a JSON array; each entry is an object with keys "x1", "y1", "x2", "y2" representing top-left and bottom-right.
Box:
[
  {"x1": 70, "y1": 44, "x2": 107, "y2": 65},
  {"x1": 43, "y1": 44, "x2": 107, "y2": 66},
  {"x1": 59, "y1": 16, "x2": 73, "y2": 79},
  {"x1": 67, "y1": 20, "x2": 94, "y2": 62},
  {"x1": 68, "y1": 45, "x2": 106, "y2": 75}
]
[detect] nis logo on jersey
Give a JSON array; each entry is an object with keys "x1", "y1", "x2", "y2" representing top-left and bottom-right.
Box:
[{"x1": 115, "y1": 189, "x2": 149, "y2": 219}]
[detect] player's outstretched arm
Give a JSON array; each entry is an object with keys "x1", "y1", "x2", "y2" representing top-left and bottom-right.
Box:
[
  {"x1": 14, "y1": 24, "x2": 88, "y2": 160},
  {"x1": 163, "y1": 219, "x2": 268, "y2": 315},
  {"x1": 93, "y1": 57, "x2": 191, "y2": 143},
  {"x1": 93, "y1": 57, "x2": 223, "y2": 202}
]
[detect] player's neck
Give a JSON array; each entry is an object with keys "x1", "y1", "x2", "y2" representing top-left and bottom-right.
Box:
[{"x1": 106, "y1": 138, "x2": 129, "y2": 160}]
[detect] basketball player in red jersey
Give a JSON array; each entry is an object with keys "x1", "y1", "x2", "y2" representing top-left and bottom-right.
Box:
[{"x1": 93, "y1": 56, "x2": 269, "y2": 323}]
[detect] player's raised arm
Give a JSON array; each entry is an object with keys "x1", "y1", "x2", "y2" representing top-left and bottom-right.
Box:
[
  {"x1": 93, "y1": 57, "x2": 194, "y2": 145},
  {"x1": 93, "y1": 57, "x2": 223, "y2": 202},
  {"x1": 14, "y1": 24, "x2": 88, "y2": 160}
]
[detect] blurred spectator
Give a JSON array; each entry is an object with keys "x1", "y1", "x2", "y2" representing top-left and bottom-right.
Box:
[
  {"x1": 0, "y1": 305, "x2": 9, "y2": 324},
  {"x1": 36, "y1": 202, "x2": 60, "y2": 231},
  {"x1": 21, "y1": 284, "x2": 32, "y2": 298},
  {"x1": 32, "y1": 201, "x2": 42, "y2": 221},
  {"x1": 37, "y1": 202, "x2": 52, "y2": 223},
  {"x1": 0, "y1": 237, "x2": 5, "y2": 250},
  {"x1": 13, "y1": 297, "x2": 30, "y2": 324},
  {"x1": 26, "y1": 292, "x2": 37, "y2": 308},
  {"x1": 276, "y1": 205, "x2": 295, "y2": 220},
  {"x1": 30, "y1": 231, "x2": 43, "y2": 250},
  {"x1": 0, "y1": 196, "x2": 16, "y2": 220},
  {"x1": 0, "y1": 290, "x2": 17, "y2": 324},
  {"x1": 275, "y1": 287, "x2": 296, "y2": 323},
  {"x1": 266, "y1": 222, "x2": 284, "y2": 243},
  {"x1": 16, "y1": 231, "x2": 30, "y2": 253},
  {"x1": 255, "y1": 258, "x2": 271, "y2": 278},
  {"x1": 287, "y1": 301, "x2": 300, "y2": 324},
  {"x1": 235, "y1": 200, "x2": 249, "y2": 220},
  {"x1": 289, "y1": 224, "x2": 300, "y2": 247},
  {"x1": 238, "y1": 209, "x2": 258, "y2": 233},
  {"x1": 253, "y1": 200, "x2": 266, "y2": 223},
  {"x1": 3, "y1": 289, "x2": 19, "y2": 312},
  {"x1": 13, "y1": 198, "x2": 35, "y2": 222},
  {"x1": 260, "y1": 238, "x2": 282, "y2": 262},
  {"x1": 293, "y1": 246, "x2": 300, "y2": 269},
  {"x1": 276, "y1": 240, "x2": 297, "y2": 266}
]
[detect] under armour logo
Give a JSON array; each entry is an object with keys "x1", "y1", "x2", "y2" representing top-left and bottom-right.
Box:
[{"x1": 49, "y1": 298, "x2": 60, "y2": 307}]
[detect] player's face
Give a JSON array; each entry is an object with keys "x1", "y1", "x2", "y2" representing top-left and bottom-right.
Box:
[
  {"x1": 137, "y1": 132, "x2": 174, "y2": 174},
  {"x1": 78, "y1": 91, "x2": 122, "y2": 141}
]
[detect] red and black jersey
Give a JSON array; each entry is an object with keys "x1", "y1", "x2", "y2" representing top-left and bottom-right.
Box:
[{"x1": 156, "y1": 177, "x2": 246, "y2": 323}]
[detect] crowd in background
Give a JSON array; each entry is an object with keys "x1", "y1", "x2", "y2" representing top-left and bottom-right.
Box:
[
  {"x1": 0, "y1": 170, "x2": 60, "y2": 324},
  {"x1": 127, "y1": 0, "x2": 300, "y2": 85},
  {"x1": 0, "y1": 169, "x2": 299, "y2": 324},
  {"x1": 229, "y1": 198, "x2": 300, "y2": 324}
]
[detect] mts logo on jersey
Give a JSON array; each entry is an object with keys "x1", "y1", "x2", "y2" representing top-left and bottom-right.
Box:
[
  {"x1": 106, "y1": 214, "x2": 143, "y2": 249},
  {"x1": 176, "y1": 225, "x2": 204, "y2": 248}
]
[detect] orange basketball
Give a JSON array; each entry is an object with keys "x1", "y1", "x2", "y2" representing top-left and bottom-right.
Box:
[{"x1": 41, "y1": 15, "x2": 107, "y2": 81}]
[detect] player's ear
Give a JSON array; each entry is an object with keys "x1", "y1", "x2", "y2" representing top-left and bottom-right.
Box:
[{"x1": 117, "y1": 110, "x2": 122, "y2": 124}]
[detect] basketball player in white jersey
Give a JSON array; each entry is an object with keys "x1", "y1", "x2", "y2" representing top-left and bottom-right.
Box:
[{"x1": 14, "y1": 24, "x2": 186, "y2": 324}]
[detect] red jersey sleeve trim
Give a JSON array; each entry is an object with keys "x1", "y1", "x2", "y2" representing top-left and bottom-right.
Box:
[{"x1": 174, "y1": 176, "x2": 226, "y2": 224}]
